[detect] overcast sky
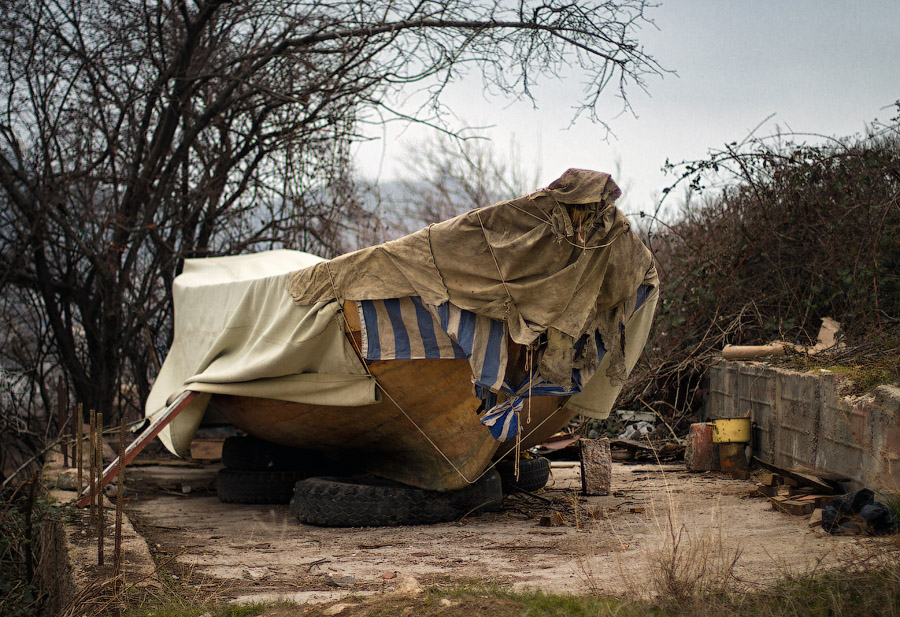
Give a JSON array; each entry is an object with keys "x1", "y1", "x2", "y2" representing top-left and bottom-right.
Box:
[{"x1": 354, "y1": 1, "x2": 900, "y2": 216}]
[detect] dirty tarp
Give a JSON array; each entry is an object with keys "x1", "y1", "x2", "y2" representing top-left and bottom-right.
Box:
[
  {"x1": 145, "y1": 250, "x2": 376, "y2": 456},
  {"x1": 288, "y1": 169, "x2": 659, "y2": 409}
]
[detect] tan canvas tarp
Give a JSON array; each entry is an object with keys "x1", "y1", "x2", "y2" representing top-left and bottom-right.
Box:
[
  {"x1": 145, "y1": 250, "x2": 375, "y2": 455},
  {"x1": 289, "y1": 168, "x2": 658, "y2": 391},
  {"x1": 147, "y1": 169, "x2": 658, "y2": 456}
]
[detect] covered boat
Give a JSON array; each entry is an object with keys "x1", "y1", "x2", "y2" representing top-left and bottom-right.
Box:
[{"x1": 145, "y1": 169, "x2": 658, "y2": 491}]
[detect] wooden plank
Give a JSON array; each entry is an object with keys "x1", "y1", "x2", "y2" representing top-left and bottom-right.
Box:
[
  {"x1": 759, "y1": 473, "x2": 778, "y2": 486},
  {"x1": 795, "y1": 494, "x2": 834, "y2": 508},
  {"x1": 76, "y1": 391, "x2": 198, "y2": 508},
  {"x1": 770, "y1": 497, "x2": 815, "y2": 516},
  {"x1": 756, "y1": 485, "x2": 778, "y2": 497},
  {"x1": 808, "y1": 508, "x2": 824, "y2": 528},
  {"x1": 610, "y1": 438, "x2": 654, "y2": 451},
  {"x1": 189, "y1": 438, "x2": 224, "y2": 460},
  {"x1": 753, "y1": 457, "x2": 837, "y2": 494}
]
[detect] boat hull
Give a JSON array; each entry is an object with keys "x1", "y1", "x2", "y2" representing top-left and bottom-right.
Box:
[
  {"x1": 206, "y1": 302, "x2": 574, "y2": 491},
  {"x1": 208, "y1": 362, "x2": 572, "y2": 491}
]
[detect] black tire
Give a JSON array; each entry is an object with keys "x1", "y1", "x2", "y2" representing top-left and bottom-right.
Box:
[
  {"x1": 495, "y1": 456, "x2": 551, "y2": 493},
  {"x1": 216, "y1": 468, "x2": 307, "y2": 504},
  {"x1": 290, "y1": 470, "x2": 503, "y2": 527},
  {"x1": 221, "y1": 435, "x2": 324, "y2": 472}
]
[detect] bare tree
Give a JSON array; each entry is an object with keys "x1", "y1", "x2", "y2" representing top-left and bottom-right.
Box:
[
  {"x1": 377, "y1": 133, "x2": 543, "y2": 238},
  {"x1": 0, "y1": 0, "x2": 663, "y2": 440}
]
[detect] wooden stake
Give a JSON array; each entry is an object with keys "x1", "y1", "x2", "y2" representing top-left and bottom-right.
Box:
[
  {"x1": 114, "y1": 417, "x2": 126, "y2": 590},
  {"x1": 76, "y1": 391, "x2": 198, "y2": 508},
  {"x1": 89, "y1": 409, "x2": 97, "y2": 521},
  {"x1": 96, "y1": 411, "x2": 104, "y2": 566},
  {"x1": 76, "y1": 403, "x2": 83, "y2": 493},
  {"x1": 57, "y1": 378, "x2": 69, "y2": 467}
]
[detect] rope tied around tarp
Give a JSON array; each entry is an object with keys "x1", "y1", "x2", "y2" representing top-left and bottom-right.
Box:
[
  {"x1": 324, "y1": 262, "x2": 480, "y2": 484},
  {"x1": 323, "y1": 259, "x2": 572, "y2": 486}
]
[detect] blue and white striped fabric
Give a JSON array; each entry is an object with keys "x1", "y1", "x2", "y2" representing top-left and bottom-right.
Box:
[
  {"x1": 480, "y1": 282, "x2": 657, "y2": 441},
  {"x1": 357, "y1": 296, "x2": 507, "y2": 393},
  {"x1": 478, "y1": 371, "x2": 582, "y2": 441},
  {"x1": 356, "y1": 284, "x2": 656, "y2": 442}
]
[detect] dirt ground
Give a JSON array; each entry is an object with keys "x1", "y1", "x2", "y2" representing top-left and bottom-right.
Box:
[{"x1": 120, "y1": 457, "x2": 869, "y2": 605}]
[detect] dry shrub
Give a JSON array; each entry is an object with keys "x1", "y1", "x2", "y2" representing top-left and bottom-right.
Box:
[
  {"x1": 621, "y1": 107, "x2": 900, "y2": 429},
  {"x1": 644, "y1": 500, "x2": 743, "y2": 609}
]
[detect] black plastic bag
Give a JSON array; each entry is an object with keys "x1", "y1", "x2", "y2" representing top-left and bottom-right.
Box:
[{"x1": 822, "y1": 489, "x2": 900, "y2": 535}]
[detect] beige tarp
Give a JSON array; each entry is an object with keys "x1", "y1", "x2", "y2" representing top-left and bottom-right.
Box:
[
  {"x1": 289, "y1": 168, "x2": 658, "y2": 391},
  {"x1": 145, "y1": 250, "x2": 375, "y2": 456}
]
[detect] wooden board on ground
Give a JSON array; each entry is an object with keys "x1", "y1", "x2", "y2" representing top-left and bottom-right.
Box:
[
  {"x1": 753, "y1": 457, "x2": 841, "y2": 494},
  {"x1": 770, "y1": 497, "x2": 816, "y2": 516}
]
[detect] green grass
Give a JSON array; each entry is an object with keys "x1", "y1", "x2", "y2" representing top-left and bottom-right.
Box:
[{"x1": 113, "y1": 561, "x2": 900, "y2": 617}]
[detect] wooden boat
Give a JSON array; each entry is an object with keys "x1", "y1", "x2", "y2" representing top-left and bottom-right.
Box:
[
  {"x1": 142, "y1": 170, "x2": 658, "y2": 495},
  {"x1": 206, "y1": 302, "x2": 575, "y2": 491}
]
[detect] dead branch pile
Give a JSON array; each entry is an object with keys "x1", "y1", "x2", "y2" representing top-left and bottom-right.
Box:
[{"x1": 618, "y1": 107, "x2": 900, "y2": 432}]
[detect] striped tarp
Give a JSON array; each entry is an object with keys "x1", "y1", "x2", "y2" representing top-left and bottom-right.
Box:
[
  {"x1": 357, "y1": 296, "x2": 507, "y2": 393},
  {"x1": 480, "y1": 282, "x2": 656, "y2": 440},
  {"x1": 357, "y1": 284, "x2": 655, "y2": 441}
]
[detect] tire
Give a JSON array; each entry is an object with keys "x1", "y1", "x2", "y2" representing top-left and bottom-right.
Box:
[
  {"x1": 221, "y1": 435, "x2": 325, "y2": 472},
  {"x1": 290, "y1": 470, "x2": 503, "y2": 527},
  {"x1": 495, "y1": 456, "x2": 551, "y2": 493},
  {"x1": 216, "y1": 468, "x2": 308, "y2": 504}
]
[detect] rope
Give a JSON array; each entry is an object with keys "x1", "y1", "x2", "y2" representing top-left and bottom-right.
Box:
[
  {"x1": 474, "y1": 208, "x2": 526, "y2": 478},
  {"x1": 324, "y1": 261, "x2": 476, "y2": 485},
  {"x1": 474, "y1": 209, "x2": 516, "y2": 311},
  {"x1": 321, "y1": 238, "x2": 572, "y2": 487},
  {"x1": 503, "y1": 199, "x2": 624, "y2": 250}
]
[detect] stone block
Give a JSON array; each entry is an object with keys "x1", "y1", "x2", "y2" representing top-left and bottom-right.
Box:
[{"x1": 579, "y1": 437, "x2": 611, "y2": 496}]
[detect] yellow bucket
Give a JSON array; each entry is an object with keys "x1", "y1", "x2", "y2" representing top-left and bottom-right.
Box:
[{"x1": 708, "y1": 418, "x2": 751, "y2": 444}]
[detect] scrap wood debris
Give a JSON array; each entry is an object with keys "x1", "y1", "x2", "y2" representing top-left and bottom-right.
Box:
[
  {"x1": 754, "y1": 458, "x2": 846, "y2": 519},
  {"x1": 722, "y1": 317, "x2": 842, "y2": 360},
  {"x1": 610, "y1": 438, "x2": 685, "y2": 462},
  {"x1": 749, "y1": 459, "x2": 900, "y2": 536}
]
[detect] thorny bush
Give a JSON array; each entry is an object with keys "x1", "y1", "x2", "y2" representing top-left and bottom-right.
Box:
[{"x1": 618, "y1": 107, "x2": 900, "y2": 431}]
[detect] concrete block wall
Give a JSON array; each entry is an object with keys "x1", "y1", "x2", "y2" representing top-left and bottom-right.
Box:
[{"x1": 706, "y1": 360, "x2": 900, "y2": 495}]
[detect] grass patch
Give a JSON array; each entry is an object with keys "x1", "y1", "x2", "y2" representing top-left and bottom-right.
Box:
[
  {"x1": 820, "y1": 363, "x2": 898, "y2": 394},
  {"x1": 267, "y1": 583, "x2": 647, "y2": 617},
  {"x1": 726, "y1": 562, "x2": 900, "y2": 617},
  {"x1": 884, "y1": 494, "x2": 900, "y2": 520},
  {"x1": 125, "y1": 601, "x2": 269, "y2": 617},
  {"x1": 772, "y1": 325, "x2": 900, "y2": 395},
  {"x1": 87, "y1": 557, "x2": 900, "y2": 617}
]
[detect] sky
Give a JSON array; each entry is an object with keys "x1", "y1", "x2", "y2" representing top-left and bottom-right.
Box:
[{"x1": 353, "y1": 1, "x2": 900, "y2": 217}]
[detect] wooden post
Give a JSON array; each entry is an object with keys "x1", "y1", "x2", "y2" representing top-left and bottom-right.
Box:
[
  {"x1": 89, "y1": 409, "x2": 97, "y2": 521},
  {"x1": 57, "y1": 378, "x2": 69, "y2": 467},
  {"x1": 114, "y1": 417, "x2": 126, "y2": 589},
  {"x1": 96, "y1": 411, "x2": 104, "y2": 566},
  {"x1": 76, "y1": 403, "x2": 83, "y2": 493}
]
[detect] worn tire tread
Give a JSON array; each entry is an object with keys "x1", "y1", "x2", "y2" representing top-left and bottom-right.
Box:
[
  {"x1": 290, "y1": 472, "x2": 502, "y2": 527},
  {"x1": 496, "y1": 456, "x2": 551, "y2": 493},
  {"x1": 216, "y1": 468, "x2": 307, "y2": 504}
]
